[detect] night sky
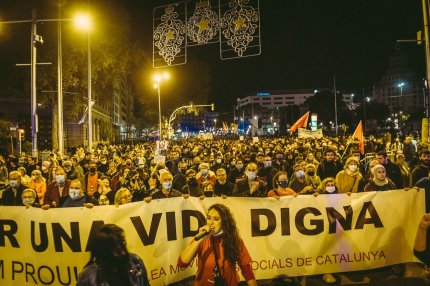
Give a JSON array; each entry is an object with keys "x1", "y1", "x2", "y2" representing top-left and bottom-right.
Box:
[
  {"x1": 0, "y1": 0, "x2": 425, "y2": 113},
  {"x1": 132, "y1": 0, "x2": 424, "y2": 111}
]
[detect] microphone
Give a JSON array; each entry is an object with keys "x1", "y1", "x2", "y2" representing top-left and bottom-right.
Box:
[{"x1": 194, "y1": 229, "x2": 210, "y2": 241}]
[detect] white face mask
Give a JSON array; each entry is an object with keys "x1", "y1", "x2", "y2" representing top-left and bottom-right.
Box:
[
  {"x1": 326, "y1": 186, "x2": 336, "y2": 193},
  {"x1": 162, "y1": 182, "x2": 172, "y2": 190},
  {"x1": 348, "y1": 164, "x2": 358, "y2": 172},
  {"x1": 246, "y1": 171, "x2": 256, "y2": 180},
  {"x1": 69, "y1": 188, "x2": 81, "y2": 200},
  {"x1": 295, "y1": 170, "x2": 305, "y2": 178},
  {"x1": 23, "y1": 197, "x2": 35, "y2": 206},
  {"x1": 56, "y1": 175, "x2": 65, "y2": 185},
  {"x1": 9, "y1": 180, "x2": 18, "y2": 188}
]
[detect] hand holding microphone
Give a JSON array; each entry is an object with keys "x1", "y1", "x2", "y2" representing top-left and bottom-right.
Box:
[{"x1": 194, "y1": 225, "x2": 211, "y2": 241}]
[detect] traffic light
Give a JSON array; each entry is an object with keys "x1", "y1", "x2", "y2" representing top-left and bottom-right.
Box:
[
  {"x1": 18, "y1": 129, "x2": 24, "y2": 141},
  {"x1": 417, "y1": 30, "x2": 422, "y2": 45},
  {"x1": 211, "y1": 103, "x2": 214, "y2": 111}
]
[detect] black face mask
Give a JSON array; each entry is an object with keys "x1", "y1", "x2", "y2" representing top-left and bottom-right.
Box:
[
  {"x1": 188, "y1": 178, "x2": 197, "y2": 185},
  {"x1": 204, "y1": 191, "x2": 214, "y2": 197},
  {"x1": 89, "y1": 167, "x2": 96, "y2": 173},
  {"x1": 179, "y1": 168, "x2": 186, "y2": 175}
]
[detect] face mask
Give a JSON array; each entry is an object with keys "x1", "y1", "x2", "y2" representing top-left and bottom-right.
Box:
[
  {"x1": 101, "y1": 160, "x2": 107, "y2": 164},
  {"x1": 89, "y1": 167, "x2": 97, "y2": 174},
  {"x1": 296, "y1": 170, "x2": 305, "y2": 178},
  {"x1": 218, "y1": 180, "x2": 226, "y2": 185},
  {"x1": 277, "y1": 156, "x2": 283, "y2": 160},
  {"x1": 42, "y1": 166, "x2": 47, "y2": 171},
  {"x1": 246, "y1": 171, "x2": 256, "y2": 180},
  {"x1": 162, "y1": 182, "x2": 172, "y2": 190},
  {"x1": 200, "y1": 169, "x2": 208, "y2": 175},
  {"x1": 216, "y1": 159, "x2": 222, "y2": 164},
  {"x1": 69, "y1": 188, "x2": 81, "y2": 200},
  {"x1": 204, "y1": 191, "x2": 214, "y2": 197},
  {"x1": 326, "y1": 186, "x2": 336, "y2": 193},
  {"x1": 23, "y1": 197, "x2": 35, "y2": 206},
  {"x1": 9, "y1": 180, "x2": 18, "y2": 188},
  {"x1": 278, "y1": 180, "x2": 288, "y2": 188},
  {"x1": 307, "y1": 171, "x2": 315, "y2": 176},
  {"x1": 56, "y1": 175, "x2": 65, "y2": 185},
  {"x1": 264, "y1": 161, "x2": 272, "y2": 167},
  {"x1": 348, "y1": 165, "x2": 357, "y2": 172},
  {"x1": 236, "y1": 164, "x2": 243, "y2": 170},
  {"x1": 179, "y1": 168, "x2": 186, "y2": 175}
]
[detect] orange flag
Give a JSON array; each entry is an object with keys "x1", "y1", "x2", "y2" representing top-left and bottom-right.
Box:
[
  {"x1": 352, "y1": 120, "x2": 364, "y2": 155},
  {"x1": 289, "y1": 111, "x2": 310, "y2": 133}
]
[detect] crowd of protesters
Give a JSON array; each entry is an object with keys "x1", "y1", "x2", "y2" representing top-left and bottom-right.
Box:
[
  {"x1": 0, "y1": 134, "x2": 425, "y2": 209},
  {"x1": 0, "y1": 134, "x2": 428, "y2": 284}
]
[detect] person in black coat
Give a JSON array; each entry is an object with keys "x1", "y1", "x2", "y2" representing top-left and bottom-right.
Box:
[
  {"x1": 1, "y1": 171, "x2": 26, "y2": 206},
  {"x1": 214, "y1": 168, "x2": 234, "y2": 196},
  {"x1": 375, "y1": 150, "x2": 402, "y2": 189}
]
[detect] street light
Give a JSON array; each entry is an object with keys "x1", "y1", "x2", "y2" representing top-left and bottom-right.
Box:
[
  {"x1": 75, "y1": 13, "x2": 92, "y2": 149},
  {"x1": 351, "y1": 93, "x2": 354, "y2": 103},
  {"x1": 153, "y1": 72, "x2": 169, "y2": 139},
  {"x1": 1, "y1": 10, "x2": 93, "y2": 156},
  {"x1": 397, "y1": 82, "x2": 405, "y2": 110}
]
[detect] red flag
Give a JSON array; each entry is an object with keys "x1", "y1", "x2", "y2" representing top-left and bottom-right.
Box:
[
  {"x1": 352, "y1": 120, "x2": 364, "y2": 155},
  {"x1": 289, "y1": 111, "x2": 310, "y2": 133}
]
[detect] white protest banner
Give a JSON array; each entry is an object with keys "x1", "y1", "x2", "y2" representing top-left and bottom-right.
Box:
[
  {"x1": 156, "y1": 140, "x2": 168, "y2": 151},
  {"x1": 298, "y1": 128, "x2": 323, "y2": 139},
  {"x1": 253, "y1": 136, "x2": 259, "y2": 142},
  {"x1": 0, "y1": 190, "x2": 424, "y2": 285},
  {"x1": 153, "y1": 154, "x2": 166, "y2": 164}
]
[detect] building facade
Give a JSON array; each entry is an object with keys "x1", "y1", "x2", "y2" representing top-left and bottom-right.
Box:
[{"x1": 373, "y1": 45, "x2": 425, "y2": 114}]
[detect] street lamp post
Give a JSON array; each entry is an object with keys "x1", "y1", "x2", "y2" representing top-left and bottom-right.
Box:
[
  {"x1": 398, "y1": 82, "x2": 405, "y2": 110},
  {"x1": 2, "y1": 11, "x2": 92, "y2": 156},
  {"x1": 153, "y1": 72, "x2": 169, "y2": 139},
  {"x1": 75, "y1": 14, "x2": 92, "y2": 149}
]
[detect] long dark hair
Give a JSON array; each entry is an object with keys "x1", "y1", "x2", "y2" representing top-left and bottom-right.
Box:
[
  {"x1": 86, "y1": 224, "x2": 132, "y2": 286},
  {"x1": 208, "y1": 204, "x2": 241, "y2": 266}
]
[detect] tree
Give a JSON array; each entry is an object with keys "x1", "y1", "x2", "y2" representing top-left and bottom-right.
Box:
[
  {"x1": 35, "y1": 0, "x2": 140, "y2": 148},
  {"x1": 305, "y1": 90, "x2": 347, "y2": 127}
]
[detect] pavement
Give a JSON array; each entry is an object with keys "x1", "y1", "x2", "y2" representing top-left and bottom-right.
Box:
[{"x1": 171, "y1": 263, "x2": 430, "y2": 285}]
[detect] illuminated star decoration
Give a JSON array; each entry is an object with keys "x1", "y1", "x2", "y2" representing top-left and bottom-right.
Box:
[
  {"x1": 234, "y1": 16, "x2": 246, "y2": 31},
  {"x1": 196, "y1": 18, "x2": 209, "y2": 33},
  {"x1": 165, "y1": 30, "x2": 175, "y2": 43}
]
